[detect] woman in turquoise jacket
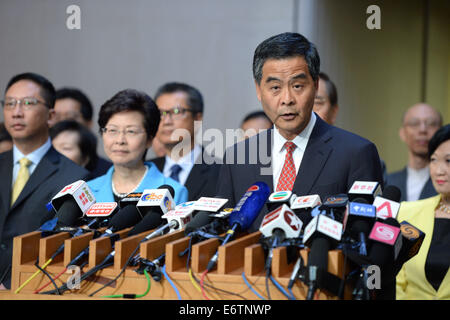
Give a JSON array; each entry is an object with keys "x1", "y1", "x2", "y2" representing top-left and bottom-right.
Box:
[{"x1": 87, "y1": 89, "x2": 188, "y2": 204}]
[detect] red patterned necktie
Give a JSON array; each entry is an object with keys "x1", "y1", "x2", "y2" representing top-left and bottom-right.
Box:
[{"x1": 276, "y1": 141, "x2": 297, "y2": 192}]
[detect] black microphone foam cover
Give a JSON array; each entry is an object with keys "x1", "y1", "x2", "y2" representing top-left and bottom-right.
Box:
[
  {"x1": 382, "y1": 185, "x2": 401, "y2": 202},
  {"x1": 308, "y1": 237, "x2": 331, "y2": 269},
  {"x1": 56, "y1": 198, "x2": 82, "y2": 227},
  {"x1": 158, "y1": 184, "x2": 175, "y2": 198},
  {"x1": 107, "y1": 205, "x2": 142, "y2": 230},
  {"x1": 127, "y1": 211, "x2": 164, "y2": 236},
  {"x1": 369, "y1": 217, "x2": 400, "y2": 266},
  {"x1": 350, "y1": 197, "x2": 372, "y2": 236},
  {"x1": 184, "y1": 211, "x2": 214, "y2": 235}
]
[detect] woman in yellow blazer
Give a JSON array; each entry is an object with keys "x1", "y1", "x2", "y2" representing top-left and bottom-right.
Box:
[{"x1": 396, "y1": 124, "x2": 450, "y2": 300}]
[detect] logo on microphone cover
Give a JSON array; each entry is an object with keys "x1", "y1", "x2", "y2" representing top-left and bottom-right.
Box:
[
  {"x1": 400, "y1": 224, "x2": 420, "y2": 240},
  {"x1": 375, "y1": 225, "x2": 395, "y2": 241},
  {"x1": 284, "y1": 210, "x2": 301, "y2": 231},
  {"x1": 247, "y1": 185, "x2": 259, "y2": 192}
]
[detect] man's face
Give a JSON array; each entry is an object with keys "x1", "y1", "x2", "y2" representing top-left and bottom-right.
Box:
[
  {"x1": 54, "y1": 98, "x2": 91, "y2": 128},
  {"x1": 313, "y1": 78, "x2": 337, "y2": 125},
  {"x1": 155, "y1": 91, "x2": 202, "y2": 148},
  {"x1": 3, "y1": 79, "x2": 53, "y2": 145},
  {"x1": 400, "y1": 104, "x2": 441, "y2": 158},
  {"x1": 255, "y1": 56, "x2": 318, "y2": 140}
]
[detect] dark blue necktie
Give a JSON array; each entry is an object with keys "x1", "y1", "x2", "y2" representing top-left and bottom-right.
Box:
[{"x1": 169, "y1": 164, "x2": 182, "y2": 182}]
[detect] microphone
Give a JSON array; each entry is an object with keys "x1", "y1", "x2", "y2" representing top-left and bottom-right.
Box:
[
  {"x1": 345, "y1": 198, "x2": 377, "y2": 256},
  {"x1": 348, "y1": 181, "x2": 382, "y2": 203},
  {"x1": 373, "y1": 185, "x2": 401, "y2": 220},
  {"x1": 118, "y1": 192, "x2": 143, "y2": 209},
  {"x1": 51, "y1": 180, "x2": 96, "y2": 227},
  {"x1": 367, "y1": 218, "x2": 401, "y2": 300},
  {"x1": 259, "y1": 204, "x2": 302, "y2": 272},
  {"x1": 136, "y1": 185, "x2": 175, "y2": 218},
  {"x1": 302, "y1": 204, "x2": 344, "y2": 300},
  {"x1": 206, "y1": 182, "x2": 271, "y2": 272},
  {"x1": 266, "y1": 190, "x2": 294, "y2": 212},
  {"x1": 183, "y1": 197, "x2": 229, "y2": 236},
  {"x1": 393, "y1": 221, "x2": 425, "y2": 275},
  {"x1": 289, "y1": 194, "x2": 322, "y2": 228}
]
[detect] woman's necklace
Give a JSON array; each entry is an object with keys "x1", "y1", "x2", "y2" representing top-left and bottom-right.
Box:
[
  {"x1": 437, "y1": 200, "x2": 450, "y2": 214},
  {"x1": 112, "y1": 166, "x2": 148, "y2": 198}
]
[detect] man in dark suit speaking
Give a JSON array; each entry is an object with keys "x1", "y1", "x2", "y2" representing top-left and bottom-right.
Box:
[
  {"x1": 0, "y1": 73, "x2": 89, "y2": 289},
  {"x1": 216, "y1": 32, "x2": 384, "y2": 232}
]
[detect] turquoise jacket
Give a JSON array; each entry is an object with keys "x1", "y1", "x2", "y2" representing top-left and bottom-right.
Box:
[{"x1": 87, "y1": 161, "x2": 188, "y2": 205}]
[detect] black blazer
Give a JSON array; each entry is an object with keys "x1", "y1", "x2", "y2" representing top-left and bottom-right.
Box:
[
  {"x1": 0, "y1": 146, "x2": 90, "y2": 288},
  {"x1": 150, "y1": 151, "x2": 221, "y2": 202},
  {"x1": 216, "y1": 115, "x2": 384, "y2": 232},
  {"x1": 386, "y1": 167, "x2": 437, "y2": 202}
]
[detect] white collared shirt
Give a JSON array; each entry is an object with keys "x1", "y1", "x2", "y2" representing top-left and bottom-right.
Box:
[
  {"x1": 12, "y1": 138, "x2": 52, "y2": 187},
  {"x1": 163, "y1": 144, "x2": 202, "y2": 186},
  {"x1": 406, "y1": 166, "x2": 430, "y2": 201},
  {"x1": 272, "y1": 112, "x2": 316, "y2": 189}
]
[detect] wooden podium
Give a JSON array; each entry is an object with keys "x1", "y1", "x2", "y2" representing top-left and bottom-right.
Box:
[{"x1": 9, "y1": 228, "x2": 353, "y2": 300}]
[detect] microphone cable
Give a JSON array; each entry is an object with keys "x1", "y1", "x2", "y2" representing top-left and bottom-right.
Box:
[
  {"x1": 101, "y1": 269, "x2": 151, "y2": 299},
  {"x1": 161, "y1": 264, "x2": 182, "y2": 300},
  {"x1": 241, "y1": 272, "x2": 266, "y2": 300}
]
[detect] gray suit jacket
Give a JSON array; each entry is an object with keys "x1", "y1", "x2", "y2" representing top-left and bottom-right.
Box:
[
  {"x1": 0, "y1": 146, "x2": 90, "y2": 288},
  {"x1": 386, "y1": 167, "x2": 437, "y2": 202}
]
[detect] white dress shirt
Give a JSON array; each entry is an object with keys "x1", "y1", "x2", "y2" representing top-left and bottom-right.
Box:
[
  {"x1": 163, "y1": 144, "x2": 202, "y2": 186},
  {"x1": 12, "y1": 138, "x2": 52, "y2": 187},
  {"x1": 272, "y1": 112, "x2": 316, "y2": 189},
  {"x1": 406, "y1": 166, "x2": 430, "y2": 201}
]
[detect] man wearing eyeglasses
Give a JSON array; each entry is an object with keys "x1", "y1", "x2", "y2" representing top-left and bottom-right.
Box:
[
  {"x1": 386, "y1": 103, "x2": 443, "y2": 201},
  {"x1": 0, "y1": 72, "x2": 89, "y2": 289},
  {"x1": 150, "y1": 82, "x2": 221, "y2": 202}
]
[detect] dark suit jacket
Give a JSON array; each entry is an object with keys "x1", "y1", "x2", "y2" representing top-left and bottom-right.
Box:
[
  {"x1": 0, "y1": 146, "x2": 90, "y2": 288},
  {"x1": 386, "y1": 167, "x2": 437, "y2": 202},
  {"x1": 150, "y1": 151, "x2": 221, "y2": 202},
  {"x1": 216, "y1": 115, "x2": 384, "y2": 232}
]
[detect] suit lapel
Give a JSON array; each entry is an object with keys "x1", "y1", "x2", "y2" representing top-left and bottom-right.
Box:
[
  {"x1": 10, "y1": 147, "x2": 59, "y2": 211},
  {"x1": 255, "y1": 128, "x2": 274, "y2": 192},
  {"x1": 185, "y1": 163, "x2": 208, "y2": 200},
  {"x1": 0, "y1": 151, "x2": 13, "y2": 215},
  {"x1": 293, "y1": 117, "x2": 333, "y2": 196},
  {"x1": 151, "y1": 157, "x2": 165, "y2": 173}
]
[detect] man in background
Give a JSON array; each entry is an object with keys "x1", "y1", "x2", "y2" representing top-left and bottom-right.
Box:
[
  {"x1": 150, "y1": 82, "x2": 220, "y2": 201},
  {"x1": 386, "y1": 103, "x2": 442, "y2": 201},
  {"x1": 52, "y1": 88, "x2": 112, "y2": 177},
  {"x1": 0, "y1": 73, "x2": 89, "y2": 289},
  {"x1": 240, "y1": 110, "x2": 273, "y2": 140}
]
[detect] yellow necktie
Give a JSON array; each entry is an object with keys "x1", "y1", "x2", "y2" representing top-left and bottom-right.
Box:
[{"x1": 11, "y1": 157, "x2": 32, "y2": 206}]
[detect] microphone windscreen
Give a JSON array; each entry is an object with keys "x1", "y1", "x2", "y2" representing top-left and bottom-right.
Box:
[
  {"x1": 352, "y1": 197, "x2": 368, "y2": 204},
  {"x1": 369, "y1": 217, "x2": 400, "y2": 266},
  {"x1": 56, "y1": 198, "x2": 81, "y2": 227},
  {"x1": 184, "y1": 211, "x2": 214, "y2": 235},
  {"x1": 159, "y1": 184, "x2": 175, "y2": 198},
  {"x1": 107, "y1": 205, "x2": 142, "y2": 230},
  {"x1": 382, "y1": 185, "x2": 401, "y2": 202},
  {"x1": 308, "y1": 237, "x2": 331, "y2": 269},
  {"x1": 127, "y1": 211, "x2": 163, "y2": 236}
]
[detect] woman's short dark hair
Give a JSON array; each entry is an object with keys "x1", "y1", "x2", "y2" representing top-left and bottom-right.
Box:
[
  {"x1": 253, "y1": 32, "x2": 320, "y2": 85},
  {"x1": 5, "y1": 72, "x2": 55, "y2": 109},
  {"x1": 98, "y1": 89, "x2": 160, "y2": 140},
  {"x1": 50, "y1": 120, "x2": 98, "y2": 171},
  {"x1": 428, "y1": 124, "x2": 450, "y2": 159}
]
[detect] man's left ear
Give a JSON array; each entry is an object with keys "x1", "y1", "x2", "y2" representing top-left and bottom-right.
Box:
[
  {"x1": 47, "y1": 109, "x2": 56, "y2": 127},
  {"x1": 194, "y1": 112, "x2": 203, "y2": 122}
]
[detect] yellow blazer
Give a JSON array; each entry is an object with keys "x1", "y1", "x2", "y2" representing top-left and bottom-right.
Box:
[{"x1": 396, "y1": 194, "x2": 450, "y2": 300}]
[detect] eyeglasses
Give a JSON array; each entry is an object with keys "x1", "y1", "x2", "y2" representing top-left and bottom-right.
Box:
[
  {"x1": 1, "y1": 97, "x2": 49, "y2": 110},
  {"x1": 160, "y1": 106, "x2": 194, "y2": 120},
  {"x1": 404, "y1": 119, "x2": 441, "y2": 130},
  {"x1": 101, "y1": 127, "x2": 145, "y2": 138}
]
